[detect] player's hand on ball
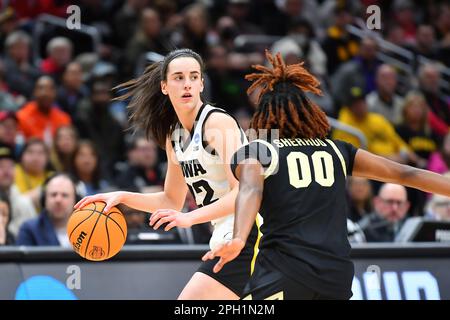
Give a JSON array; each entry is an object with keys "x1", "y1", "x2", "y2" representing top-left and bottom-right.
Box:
[
  {"x1": 74, "y1": 191, "x2": 124, "y2": 213},
  {"x1": 150, "y1": 209, "x2": 193, "y2": 231},
  {"x1": 201, "y1": 238, "x2": 246, "y2": 273}
]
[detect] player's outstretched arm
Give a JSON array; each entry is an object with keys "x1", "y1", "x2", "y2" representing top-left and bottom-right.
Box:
[
  {"x1": 353, "y1": 149, "x2": 450, "y2": 196},
  {"x1": 74, "y1": 139, "x2": 188, "y2": 213}
]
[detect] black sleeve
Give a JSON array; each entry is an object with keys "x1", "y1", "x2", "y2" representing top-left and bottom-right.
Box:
[
  {"x1": 333, "y1": 140, "x2": 359, "y2": 176},
  {"x1": 230, "y1": 140, "x2": 273, "y2": 181}
]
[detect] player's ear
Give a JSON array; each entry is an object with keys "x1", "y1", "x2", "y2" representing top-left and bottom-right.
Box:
[
  {"x1": 200, "y1": 78, "x2": 204, "y2": 93},
  {"x1": 161, "y1": 81, "x2": 168, "y2": 95}
]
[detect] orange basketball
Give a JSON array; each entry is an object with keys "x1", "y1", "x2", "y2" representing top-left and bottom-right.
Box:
[{"x1": 67, "y1": 201, "x2": 127, "y2": 261}]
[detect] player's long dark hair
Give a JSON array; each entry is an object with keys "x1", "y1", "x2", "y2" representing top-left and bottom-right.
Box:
[
  {"x1": 114, "y1": 48, "x2": 206, "y2": 148},
  {"x1": 246, "y1": 51, "x2": 330, "y2": 139}
]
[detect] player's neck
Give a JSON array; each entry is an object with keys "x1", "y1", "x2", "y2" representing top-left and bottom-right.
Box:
[{"x1": 175, "y1": 101, "x2": 203, "y2": 133}]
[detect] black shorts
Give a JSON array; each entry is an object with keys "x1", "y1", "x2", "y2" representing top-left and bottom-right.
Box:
[
  {"x1": 198, "y1": 223, "x2": 259, "y2": 296},
  {"x1": 242, "y1": 255, "x2": 350, "y2": 300}
]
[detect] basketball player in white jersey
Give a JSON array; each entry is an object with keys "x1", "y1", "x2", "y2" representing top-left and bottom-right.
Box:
[{"x1": 75, "y1": 49, "x2": 260, "y2": 300}]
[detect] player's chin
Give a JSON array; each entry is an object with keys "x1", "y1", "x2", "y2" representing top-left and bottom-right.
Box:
[{"x1": 179, "y1": 98, "x2": 197, "y2": 109}]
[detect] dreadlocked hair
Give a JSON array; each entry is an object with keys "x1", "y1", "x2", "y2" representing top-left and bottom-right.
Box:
[{"x1": 245, "y1": 50, "x2": 330, "y2": 139}]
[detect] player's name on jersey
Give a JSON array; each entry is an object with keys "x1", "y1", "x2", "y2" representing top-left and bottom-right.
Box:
[{"x1": 273, "y1": 138, "x2": 327, "y2": 148}]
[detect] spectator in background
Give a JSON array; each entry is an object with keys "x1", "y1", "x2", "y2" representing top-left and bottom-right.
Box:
[
  {"x1": 215, "y1": 16, "x2": 238, "y2": 52},
  {"x1": 367, "y1": 64, "x2": 404, "y2": 125},
  {"x1": 359, "y1": 183, "x2": 410, "y2": 242},
  {"x1": 270, "y1": 34, "x2": 334, "y2": 116},
  {"x1": 74, "y1": 80, "x2": 125, "y2": 178},
  {"x1": 8, "y1": 1, "x2": 70, "y2": 20},
  {"x1": 331, "y1": 36, "x2": 381, "y2": 109},
  {"x1": 418, "y1": 63, "x2": 450, "y2": 138},
  {"x1": 395, "y1": 92, "x2": 439, "y2": 163},
  {"x1": 434, "y1": 3, "x2": 450, "y2": 42},
  {"x1": 347, "y1": 176, "x2": 373, "y2": 223},
  {"x1": 153, "y1": 0, "x2": 179, "y2": 30},
  {"x1": 425, "y1": 192, "x2": 450, "y2": 221},
  {"x1": 116, "y1": 136, "x2": 163, "y2": 192},
  {"x1": 0, "y1": 7, "x2": 19, "y2": 54},
  {"x1": 171, "y1": 3, "x2": 210, "y2": 58},
  {"x1": 71, "y1": 140, "x2": 109, "y2": 197},
  {"x1": 40, "y1": 37, "x2": 73, "y2": 81},
  {"x1": 332, "y1": 87, "x2": 417, "y2": 165},
  {"x1": 124, "y1": 8, "x2": 172, "y2": 78},
  {"x1": 392, "y1": 0, "x2": 417, "y2": 44},
  {"x1": 205, "y1": 44, "x2": 235, "y2": 108},
  {"x1": 113, "y1": 0, "x2": 150, "y2": 47},
  {"x1": 321, "y1": 4, "x2": 359, "y2": 75},
  {"x1": 16, "y1": 173, "x2": 78, "y2": 247},
  {"x1": 271, "y1": 17, "x2": 327, "y2": 78},
  {"x1": 56, "y1": 62, "x2": 89, "y2": 119},
  {"x1": 395, "y1": 92, "x2": 438, "y2": 216},
  {"x1": 0, "y1": 59, "x2": 23, "y2": 111},
  {"x1": 0, "y1": 142, "x2": 36, "y2": 238},
  {"x1": 49, "y1": 125, "x2": 79, "y2": 173},
  {"x1": 274, "y1": 0, "x2": 322, "y2": 37},
  {"x1": 14, "y1": 139, "x2": 52, "y2": 210},
  {"x1": 0, "y1": 111, "x2": 20, "y2": 155},
  {"x1": 434, "y1": 3, "x2": 450, "y2": 67},
  {"x1": 3, "y1": 30, "x2": 41, "y2": 99},
  {"x1": 225, "y1": 0, "x2": 262, "y2": 37},
  {"x1": 409, "y1": 25, "x2": 440, "y2": 64},
  {"x1": 385, "y1": 23, "x2": 406, "y2": 47},
  {"x1": 428, "y1": 132, "x2": 450, "y2": 175},
  {"x1": 16, "y1": 76, "x2": 71, "y2": 146},
  {"x1": 0, "y1": 190, "x2": 14, "y2": 245}
]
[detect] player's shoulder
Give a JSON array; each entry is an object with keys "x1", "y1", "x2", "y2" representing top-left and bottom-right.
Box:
[
  {"x1": 204, "y1": 109, "x2": 235, "y2": 128},
  {"x1": 326, "y1": 138, "x2": 357, "y2": 149},
  {"x1": 203, "y1": 108, "x2": 242, "y2": 138}
]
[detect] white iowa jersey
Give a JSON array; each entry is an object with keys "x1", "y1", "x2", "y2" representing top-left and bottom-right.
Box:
[{"x1": 172, "y1": 104, "x2": 248, "y2": 250}]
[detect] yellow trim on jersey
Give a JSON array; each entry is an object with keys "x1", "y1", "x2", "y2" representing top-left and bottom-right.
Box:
[
  {"x1": 250, "y1": 214, "x2": 263, "y2": 275},
  {"x1": 326, "y1": 139, "x2": 347, "y2": 178},
  {"x1": 252, "y1": 139, "x2": 279, "y2": 179},
  {"x1": 242, "y1": 291, "x2": 284, "y2": 300},
  {"x1": 265, "y1": 291, "x2": 284, "y2": 300}
]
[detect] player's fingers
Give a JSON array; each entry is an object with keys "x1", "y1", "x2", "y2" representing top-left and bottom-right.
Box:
[
  {"x1": 152, "y1": 209, "x2": 169, "y2": 216},
  {"x1": 149, "y1": 211, "x2": 170, "y2": 226},
  {"x1": 74, "y1": 196, "x2": 95, "y2": 209},
  {"x1": 210, "y1": 244, "x2": 225, "y2": 257},
  {"x1": 164, "y1": 219, "x2": 178, "y2": 231},
  {"x1": 74, "y1": 197, "x2": 88, "y2": 209},
  {"x1": 201, "y1": 251, "x2": 213, "y2": 261},
  {"x1": 103, "y1": 203, "x2": 113, "y2": 213},
  {"x1": 149, "y1": 212, "x2": 162, "y2": 226},
  {"x1": 153, "y1": 216, "x2": 171, "y2": 230},
  {"x1": 213, "y1": 258, "x2": 226, "y2": 273}
]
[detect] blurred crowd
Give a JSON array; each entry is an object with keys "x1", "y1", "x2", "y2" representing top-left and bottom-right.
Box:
[{"x1": 0, "y1": 0, "x2": 450, "y2": 247}]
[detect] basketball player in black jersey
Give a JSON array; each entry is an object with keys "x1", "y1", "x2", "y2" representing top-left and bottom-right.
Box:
[{"x1": 203, "y1": 51, "x2": 450, "y2": 299}]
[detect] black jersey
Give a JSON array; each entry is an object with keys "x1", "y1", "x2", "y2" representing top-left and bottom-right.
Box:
[{"x1": 231, "y1": 137, "x2": 358, "y2": 298}]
